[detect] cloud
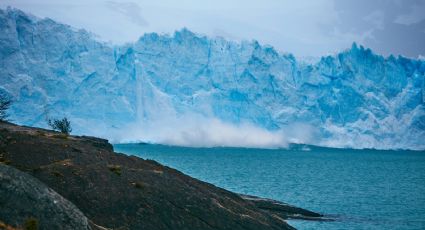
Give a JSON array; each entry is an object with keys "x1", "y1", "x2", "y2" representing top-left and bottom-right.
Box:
[
  {"x1": 0, "y1": 0, "x2": 347, "y2": 56},
  {"x1": 105, "y1": 1, "x2": 148, "y2": 27},
  {"x1": 394, "y1": 2, "x2": 425, "y2": 25},
  {"x1": 0, "y1": 0, "x2": 423, "y2": 57},
  {"x1": 363, "y1": 10, "x2": 385, "y2": 30},
  {"x1": 332, "y1": 0, "x2": 425, "y2": 57}
]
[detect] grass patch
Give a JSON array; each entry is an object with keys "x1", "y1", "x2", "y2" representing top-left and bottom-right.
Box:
[
  {"x1": 71, "y1": 147, "x2": 82, "y2": 153},
  {"x1": 0, "y1": 159, "x2": 11, "y2": 165},
  {"x1": 0, "y1": 220, "x2": 18, "y2": 230},
  {"x1": 131, "y1": 181, "x2": 146, "y2": 189},
  {"x1": 24, "y1": 217, "x2": 38, "y2": 230},
  {"x1": 108, "y1": 165, "x2": 122, "y2": 176},
  {"x1": 35, "y1": 130, "x2": 46, "y2": 137},
  {"x1": 52, "y1": 134, "x2": 68, "y2": 139},
  {"x1": 31, "y1": 167, "x2": 42, "y2": 173},
  {"x1": 52, "y1": 171, "x2": 64, "y2": 177}
]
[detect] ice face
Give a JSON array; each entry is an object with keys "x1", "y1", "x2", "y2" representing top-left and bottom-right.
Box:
[{"x1": 1, "y1": 8, "x2": 424, "y2": 150}]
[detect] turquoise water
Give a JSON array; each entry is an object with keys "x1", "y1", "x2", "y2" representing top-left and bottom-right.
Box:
[{"x1": 114, "y1": 144, "x2": 425, "y2": 230}]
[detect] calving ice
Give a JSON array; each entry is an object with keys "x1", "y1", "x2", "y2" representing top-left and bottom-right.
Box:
[{"x1": 0, "y1": 8, "x2": 424, "y2": 150}]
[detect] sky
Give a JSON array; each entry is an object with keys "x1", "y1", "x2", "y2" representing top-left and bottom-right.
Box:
[{"x1": 0, "y1": 0, "x2": 424, "y2": 58}]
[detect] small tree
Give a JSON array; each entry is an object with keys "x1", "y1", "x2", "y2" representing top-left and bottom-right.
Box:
[
  {"x1": 0, "y1": 92, "x2": 12, "y2": 121},
  {"x1": 48, "y1": 117, "x2": 72, "y2": 135}
]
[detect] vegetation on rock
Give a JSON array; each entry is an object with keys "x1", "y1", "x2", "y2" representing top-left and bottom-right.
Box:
[
  {"x1": 0, "y1": 92, "x2": 12, "y2": 121},
  {"x1": 47, "y1": 117, "x2": 72, "y2": 135}
]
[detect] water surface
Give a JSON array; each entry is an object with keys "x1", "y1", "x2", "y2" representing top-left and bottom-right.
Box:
[{"x1": 114, "y1": 144, "x2": 425, "y2": 229}]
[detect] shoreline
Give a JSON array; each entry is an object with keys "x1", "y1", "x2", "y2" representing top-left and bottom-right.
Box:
[{"x1": 0, "y1": 121, "x2": 328, "y2": 229}]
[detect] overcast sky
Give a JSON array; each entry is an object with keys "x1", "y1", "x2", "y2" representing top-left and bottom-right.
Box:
[{"x1": 1, "y1": 0, "x2": 424, "y2": 58}]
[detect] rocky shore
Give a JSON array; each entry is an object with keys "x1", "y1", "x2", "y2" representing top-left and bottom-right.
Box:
[{"x1": 0, "y1": 121, "x2": 326, "y2": 229}]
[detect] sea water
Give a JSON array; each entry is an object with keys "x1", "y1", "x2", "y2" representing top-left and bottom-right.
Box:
[{"x1": 114, "y1": 144, "x2": 425, "y2": 230}]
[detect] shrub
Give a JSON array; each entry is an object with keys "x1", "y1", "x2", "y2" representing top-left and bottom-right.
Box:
[
  {"x1": 47, "y1": 117, "x2": 72, "y2": 135},
  {"x1": 0, "y1": 92, "x2": 12, "y2": 121}
]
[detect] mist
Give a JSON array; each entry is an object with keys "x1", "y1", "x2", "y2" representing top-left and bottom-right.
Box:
[{"x1": 108, "y1": 114, "x2": 316, "y2": 149}]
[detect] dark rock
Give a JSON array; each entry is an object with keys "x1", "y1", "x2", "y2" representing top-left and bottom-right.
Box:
[
  {"x1": 240, "y1": 195, "x2": 332, "y2": 221},
  {"x1": 0, "y1": 121, "x2": 324, "y2": 230},
  {"x1": 0, "y1": 163, "x2": 91, "y2": 230}
]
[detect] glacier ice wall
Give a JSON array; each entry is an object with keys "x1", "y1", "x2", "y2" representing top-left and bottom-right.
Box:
[{"x1": 1, "y1": 8, "x2": 424, "y2": 150}]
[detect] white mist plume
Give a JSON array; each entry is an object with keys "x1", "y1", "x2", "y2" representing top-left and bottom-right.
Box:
[{"x1": 108, "y1": 114, "x2": 316, "y2": 148}]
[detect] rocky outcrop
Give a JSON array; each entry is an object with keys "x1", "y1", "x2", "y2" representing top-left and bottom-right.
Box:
[
  {"x1": 0, "y1": 121, "x2": 325, "y2": 229},
  {"x1": 0, "y1": 163, "x2": 91, "y2": 230},
  {"x1": 240, "y1": 195, "x2": 330, "y2": 221}
]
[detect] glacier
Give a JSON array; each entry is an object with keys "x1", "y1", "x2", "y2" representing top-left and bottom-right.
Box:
[{"x1": 0, "y1": 8, "x2": 424, "y2": 150}]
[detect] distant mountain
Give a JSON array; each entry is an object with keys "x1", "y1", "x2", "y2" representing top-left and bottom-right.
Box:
[{"x1": 1, "y1": 8, "x2": 424, "y2": 150}]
